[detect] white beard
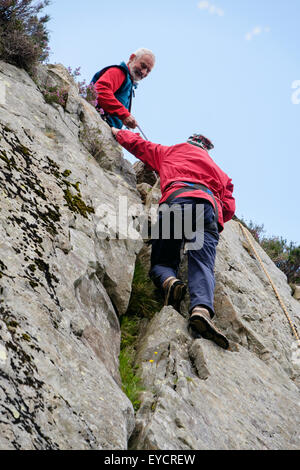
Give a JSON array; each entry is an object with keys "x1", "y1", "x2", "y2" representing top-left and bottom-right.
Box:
[{"x1": 128, "y1": 63, "x2": 142, "y2": 82}]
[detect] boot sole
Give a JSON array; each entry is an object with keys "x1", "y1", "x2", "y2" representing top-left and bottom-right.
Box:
[{"x1": 189, "y1": 314, "x2": 229, "y2": 350}]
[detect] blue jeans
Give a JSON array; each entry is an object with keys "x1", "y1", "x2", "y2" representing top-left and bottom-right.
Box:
[{"x1": 149, "y1": 198, "x2": 219, "y2": 317}]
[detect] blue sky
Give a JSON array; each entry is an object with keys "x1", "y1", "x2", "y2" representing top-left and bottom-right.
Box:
[{"x1": 45, "y1": 0, "x2": 300, "y2": 244}]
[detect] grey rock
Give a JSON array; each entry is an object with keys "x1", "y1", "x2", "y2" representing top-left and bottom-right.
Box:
[
  {"x1": 213, "y1": 221, "x2": 300, "y2": 385},
  {"x1": 133, "y1": 161, "x2": 157, "y2": 186},
  {"x1": 130, "y1": 184, "x2": 300, "y2": 450},
  {"x1": 293, "y1": 285, "x2": 300, "y2": 301},
  {"x1": 0, "y1": 61, "x2": 142, "y2": 449},
  {"x1": 131, "y1": 307, "x2": 300, "y2": 450},
  {"x1": 136, "y1": 183, "x2": 152, "y2": 204}
]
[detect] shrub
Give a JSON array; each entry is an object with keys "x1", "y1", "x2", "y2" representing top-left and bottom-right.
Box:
[
  {"x1": 261, "y1": 238, "x2": 300, "y2": 284},
  {"x1": 237, "y1": 216, "x2": 300, "y2": 285},
  {"x1": 237, "y1": 216, "x2": 265, "y2": 243},
  {"x1": 67, "y1": 66, "x2": 97, "y2": 107},
  {"x1": 0, "y1": 0, "x2": 50, "y2": 74},
  {"x1": 42, "y1": 85, "x2": 68, "y2": 108}
]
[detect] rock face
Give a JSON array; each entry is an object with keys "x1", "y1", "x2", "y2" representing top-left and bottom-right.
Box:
[
  {"x1": 0, "y1": 61, "x2": 299, "y2": 450},
  {"x1": 0, "y1": 61, "x2": 143, "y2": 449},
  {"x1": 130, "y1": 221, "x2": 300, "y2": 449},
  {"x1": 133, "y1": 161, "x2": 157, "y2": 186},
  {"x1": 131, "y1": 307, "x2": 299, "y2": 450},
  {"x1": 293, "y1": 285, "x2": 300, "y2": 301}
]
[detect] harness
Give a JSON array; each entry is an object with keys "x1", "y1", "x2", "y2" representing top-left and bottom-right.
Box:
[{"x1": 164, "y1": 181, "x2": 219, "y2": 231}]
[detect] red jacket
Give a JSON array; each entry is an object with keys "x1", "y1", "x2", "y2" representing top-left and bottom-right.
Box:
[
  {"x1": 94, "y1": 67, "x2": 130, "y2": 121},
  {"x1": 116, "y1": 131, "x2": 235, "y2": 231}
]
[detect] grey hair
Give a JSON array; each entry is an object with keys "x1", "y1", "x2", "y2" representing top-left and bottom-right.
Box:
[{"x1": 133, "y1": 48, "x2": 156, "y2": 63}]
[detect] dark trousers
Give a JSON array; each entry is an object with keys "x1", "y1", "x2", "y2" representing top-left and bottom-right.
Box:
[{"x1": 149, "y1": 198, "x2": 219, "y2": 316}]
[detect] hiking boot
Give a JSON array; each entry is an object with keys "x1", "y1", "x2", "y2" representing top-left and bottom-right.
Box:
[
  {"x1": 189, "y1": 307, "x2": 229, "y2": 350},
  {"x1": 163, "y1": 277, "x2": 187, "y2": 311}
]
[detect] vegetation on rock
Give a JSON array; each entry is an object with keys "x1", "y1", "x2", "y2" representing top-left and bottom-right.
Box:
[
  {"x1": 67, "y1": 66, "x2": 97, "y2": 107},
  {"x1": 0, "y1": 0, "x2": 50, "y2": 74},
  {"x1": 119, "y1": 259, "x2": 163, "y2": 411},
  {"x1": 237, "y1": 216, "x2": 300, "y2": 284}
]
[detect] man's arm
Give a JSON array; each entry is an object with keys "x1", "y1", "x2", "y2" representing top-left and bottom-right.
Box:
[
  {"x1": 222, "y1": 178, "x2": 236, "y2": 223},
  {"x1": 112, "y1": 129, "x2": 163, "y2": 172},
  {"x1": 95, "y1": 68, "x2": 137, "y2": 128}
]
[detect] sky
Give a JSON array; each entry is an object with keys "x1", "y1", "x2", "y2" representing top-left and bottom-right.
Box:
[{"x1": 44, "y1": 0, "x2": 300, "y2": 244}]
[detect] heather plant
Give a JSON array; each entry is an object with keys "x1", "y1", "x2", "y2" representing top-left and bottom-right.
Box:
[
  {"x1": 0, "y1": 0, "x2": 51, "y2": 74},
  {"x1": 67, "y1": 66, "x2": 97, "y2": 107},
  {"x1": 42, "y1": 85, "x2": 68, "y2": 108},
  {"x1": 41, "y1": 67, "x2": 97, "y2": 112}
]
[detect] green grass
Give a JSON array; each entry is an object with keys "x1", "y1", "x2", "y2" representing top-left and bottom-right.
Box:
[
  {"x1": 119, "y1": 259, "x2": 163, "y2": 412},
  {"x1": 126, "y1": 259, "x2": 161, "y2": 319},
  {"x1": 119, "y1": 348, "x2": 144, "y2": 412},
  {"x1": 119, "y1": 314, "x2": 145, "y2": 411}
]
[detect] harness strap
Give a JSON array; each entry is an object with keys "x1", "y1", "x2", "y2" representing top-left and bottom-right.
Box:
[{"x1": 164, "y1": 183, "x2": 219, "y2": 227}]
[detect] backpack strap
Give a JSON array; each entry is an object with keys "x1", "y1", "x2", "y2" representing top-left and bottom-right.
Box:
[
  {"x1": 91, "y1": 65, "x2": 131, "y2": 90},
  {"x1": 91, "y1": 65, "x2": 134, "y2": 113}
]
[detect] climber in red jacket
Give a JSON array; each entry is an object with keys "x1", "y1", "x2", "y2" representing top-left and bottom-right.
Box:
[
  {"x1": 92, "y1": 48, "x2": 155, "y2": 130},
  {"x1": 112, "y1": 128, "x2": 235, "y2": 349}
]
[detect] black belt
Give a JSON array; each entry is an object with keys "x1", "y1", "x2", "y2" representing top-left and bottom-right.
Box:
[{"x1": 163, "y1": 182, "x2": 219, "y2": 227}]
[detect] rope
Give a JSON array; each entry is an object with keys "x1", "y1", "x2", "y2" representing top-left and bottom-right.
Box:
[
  {"x1": 136, "y1": 124, "x2": 148, "y2": 141},
  {"x1": 238, "y1": 222, "x2": 300, "y2": 347}
]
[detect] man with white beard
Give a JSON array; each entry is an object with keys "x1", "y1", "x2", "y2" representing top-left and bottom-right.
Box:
[{"x1": 92, "y1": 48, "x2": 155, "y2": 129}]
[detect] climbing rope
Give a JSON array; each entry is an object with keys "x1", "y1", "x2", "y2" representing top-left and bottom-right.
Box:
[{"x1": 238, "y1": 222, "x2": 300, "y2": 347}]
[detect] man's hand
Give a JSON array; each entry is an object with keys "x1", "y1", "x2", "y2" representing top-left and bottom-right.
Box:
[
  {"x1": 111, "y1": 127, "x2": 120, "y2": 138},
  {"x1": 123, "y1": 114, "x2": 138, "y2": 129}
]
